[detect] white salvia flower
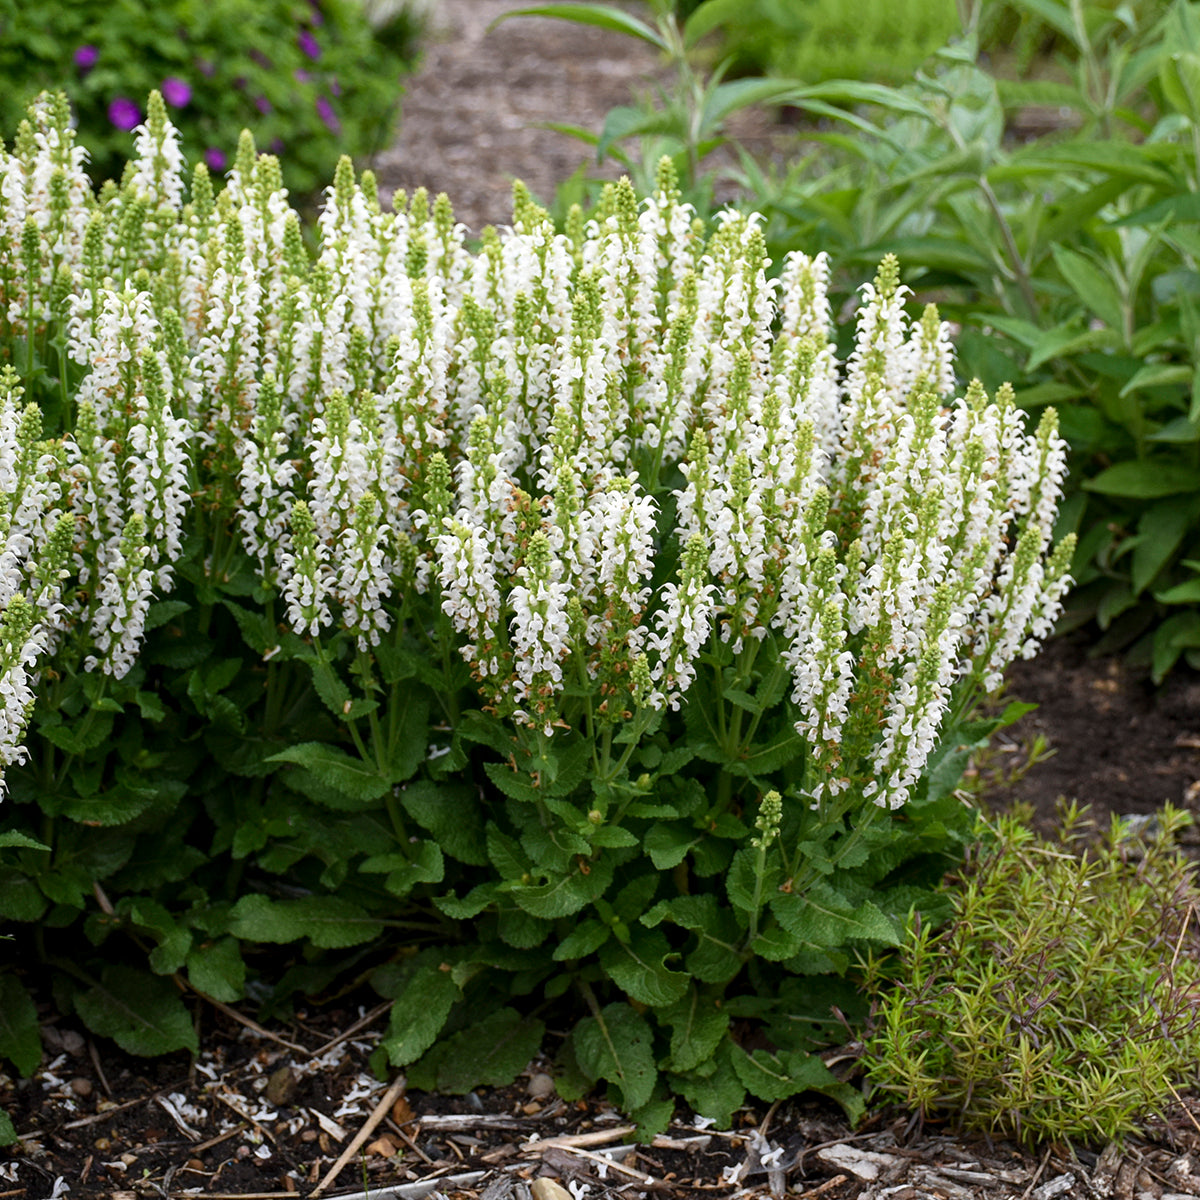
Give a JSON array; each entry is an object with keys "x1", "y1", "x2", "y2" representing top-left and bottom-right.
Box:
[
  {"x1": 435, "y1": 517, "x2": 505, "y2": 683},
  {"x1": 335, "y1": 491, "x2": 393, "y2": 650},
  {"x1": 128, "y1": 92, "x2": 186, "y2": 211},
  {"x1": 507, "y1": 531, "x2": 572, "y2": 733},
  {"x1": 649, "y1": 533, "x2": 718, "y2": 710},
  {"x1": 280, "y1": 501, "x2": 333, "y2": 637},
  {"x1": 0, "y1": 593, "x2": 39, "y2": 796},
  {"x1": 83, "y1": 513, "x2": 156, "y2": 679}
]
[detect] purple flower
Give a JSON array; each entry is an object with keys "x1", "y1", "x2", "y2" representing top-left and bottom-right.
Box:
[
  {"x1": 234, "y1": 75, "x2": 248, "y2": 90},
  {"x1": 108, "y1": 97, "x2": 141, "y2": 131},
  {"x1": 270, "y1": 137, "x2": 285, "y2": 155},
  {"x1": 315, "y1": 94, "x2": 340, "y2": 134},
  {"x1": 250, "y1": 49, "x2": 272, "y2": 68},
  {"x1": 161, "y1": 76, "x2": 192, "y2": 108},
  {"x1": 309, "y1": 0, "x2": 324, "y2": 25},
  {"x1": 254, "y1": 95, "x2": 273, "y2": 115},
  {"x1": 298, "y1": 28, "x2": 321, "y2": 59},
  {"x1": 329, "y1": 76, "x2": 341, "y2": 98},
  {"x1": 205, "y1": 147, "x2": 227, "y2": 172},
  {"x1": 294, "y1": 68, "x2": 312, "y2": 84},
  {"x1": 74, "y1": 44, "x2": 99, "y2": 71},
  {"x1": 196, "y1": 57, "x2": 216, "y2": 78}
]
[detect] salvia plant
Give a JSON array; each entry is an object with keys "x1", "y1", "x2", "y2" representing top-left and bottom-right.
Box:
[
  {"x1": 0, "y1": 91, "x2": 1072, "y2": 1138},
  {"x1": 861, "y1": 803, "x2": 1200, "y2": 1147}
]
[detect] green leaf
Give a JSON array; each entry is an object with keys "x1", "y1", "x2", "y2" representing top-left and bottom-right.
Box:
[
  {"x1": 731, "y1": 1045, "x2": 839, "y2": 1104},
  {"x1": 1133, "y1": 504, "x2": 1192, "y2": 595},
  {"x1": 645, "y1": 822, "x2": 702, "y2": 869},
  {"x1": 553, "y1": 918, "x2": 612, "y2": 960},
  {"x1": 267, "y1": 742, "x2": 389, "y2": 806},
  {"x1": 490, "y1": 4, "x2": 667, "y2": 50},
  {"x1": 129, "y1": 898, "x2": 192, "y2": 975},
  {"x1": 229, "y1": 894, "x2": 384, "y2": 948},
  {"x1": 429, "y1": 1008, "x2": 545, "y2": 1093},
  {"x1": 1119, "y1": 364, "x2": 1192, "y2": 397},
  {"x1": 144, "y1": 599, "x2": 190, "y2": 632},
  {"x1": 0, "y1": 1109, "x2": 15, "y2": 1146},
  {"x1": 672, "y1": 1040, "x2": 744, "y2": 1125},
  {"x1": 661, "y1": 988, "x2": 729, "y2": 1073},
  {"x1": 727, "y1": 846, "x2": 781, "y2": 914},
  {"x1": 186, "y1": 937, "x2": 245, "y2": 1004},
  {"x1": 75, "y1": 966, "x2": 198, "y2": 1057},
  {"x1": 309, "y1": 657, "x2": 352, "y2": 717},
  {"x1": 511, "y1": 855, "x2": 614, "y2": 919},
  {"x1": 600, "y1": 927, "x2": 689, "y2": 1006},
  {"x1": 0, "y1": 832, "x2": 49, "y2": 852},
  {"x1": 723, "y1": 729, "x2": 804, "y2": 778},
  {"x1": 0, "y1": 974, "x2": 41, "y2": 1076},
  {"x1": 381, "y1": 962, "x2": 461, "y2": 1066},
  {"x1": 1051, "y1": 245, "x2": 1125, "y2": 334},
  {"x1": 573, "y1": 1003, "x2": 657, "y2": 1111},
  {"x1": 1155, "y1": 579, "x2": 1200, "y2": 605},
  {"x1": 1085, "y1": 462, "x2": 1200, "y2": 498},
  {"x1": 387, "y1": 688, "x2": 429, "y2": 784},
  {"x1": 683, "y1": 0, "x2": 743, "y2": 47},
  {"x1": 598, "y1": 104, "x2": 687, "y2": 162},
  {"x1": 484, "y1": 759, "x2": 544, "y2": 803},
  {"x1": 771, "y1": 883, "x2": 901, "y2": 950},
  {"x1": 221, "y1": 598, "x2": 278, "y2": 655}
]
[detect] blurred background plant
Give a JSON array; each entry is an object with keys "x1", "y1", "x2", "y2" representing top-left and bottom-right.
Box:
[{"x1": 0, "y1": 0, "x2": 425, "y2": 200}]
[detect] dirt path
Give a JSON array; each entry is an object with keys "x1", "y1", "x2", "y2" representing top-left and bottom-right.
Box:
[{"x1": 373, "y1": 0, "x2": 667, "y2": 231}]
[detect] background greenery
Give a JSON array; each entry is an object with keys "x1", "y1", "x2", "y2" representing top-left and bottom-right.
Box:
[{"x1": 0, "y1": 0, "x2": 422, "y2": 198}]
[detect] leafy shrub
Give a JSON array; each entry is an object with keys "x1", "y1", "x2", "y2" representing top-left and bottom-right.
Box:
[
  {"x1": 703, "y1": 0, "x2": 959, "y2": 88},
  {"x1": 861, "y1": 803, "x2": 1200, "y2": 1147},
  {"x1": 0, "y1": 94, "x2": 1072, "y2": 1137},
  {"x1": 0, "y1": 0, "x2": 420, "y2": 198}
]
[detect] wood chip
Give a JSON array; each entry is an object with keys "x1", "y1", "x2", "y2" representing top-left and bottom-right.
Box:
[{"x1": 310, "y1": 1074, "x2": 407, "y2": 1198}]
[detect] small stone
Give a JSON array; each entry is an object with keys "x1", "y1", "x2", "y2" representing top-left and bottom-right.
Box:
[
  {"x1": 70, "y1": 1077, "x2": 93, "y2": 1097},
  {"x1": 300, "y1": 1129, "x2": 318, "y2": 1143},
  {"x1": 185, "y1": 1159, "x2": 205, "y2": 1172},
  {"x1": 531, "y1": 1180, "x2": 572, "y2": 1200},
  {"x1": 119, "y1": 1153, "x2": 137, "y2": 1167},
  {"x1": 527, "y1": 1073, "x2": 555, "y2": 1099},
  {"x1": 522, "y1": 1101, "x2": 542, "y2": 1116},
  {"x1": 61, "y1": 1029, "x2": 85, "y2": 1056}
]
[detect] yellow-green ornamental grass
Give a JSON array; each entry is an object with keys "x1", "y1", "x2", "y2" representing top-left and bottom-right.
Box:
[{"x1": 862, "y1": 803, "x2": 1200, "y2": 1147}]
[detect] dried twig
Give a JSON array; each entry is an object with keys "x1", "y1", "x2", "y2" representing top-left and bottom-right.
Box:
[
  {"x1": 385, "y1": 1116, "x2": 435, "y2": 1164},
  {"x1": 192, "y1": 1123, "x2": 249, "y2": 1154},
  {"x1": 87, "y1": 1037, "x2": 112, "y2": 1099},
  {"x1": 1020, "y1": 1148, "x2": 1053, "y2": 1200},
  {"x1": 523, "y1": 1125, "x2": 635, "y2": 1151},
  {"x1": 547, "y1": 1143, "x2": 659, "y2": 1184},
  {"x1": 155, "y1": 1095, "x2": 201, "y2": 1142},
  {"x1": 311, "y1": 1074, "x2": 408, "y2": 1199},
  {"x1": 180, "y1": 982, "x2": 308, "y2": 1054},
  {"x1": 212, "y1": 1090, "x2": 278, "y2": 1146}
]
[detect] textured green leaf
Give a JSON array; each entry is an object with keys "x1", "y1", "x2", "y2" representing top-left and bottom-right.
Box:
[
  {"x1": 645, "y1": 822, "x2": 702, "y2": 869},
  {"x1": 511, "y1": 855, "x2": 614, "y2": 919},
  {"x1": 646, "y1": 894, "x2": 745, "y2": 985},
  {"x1": 267, "y1": 742, "x2": 389, "y2": 805},
  {"x1": 771, "y1": 884, "x2": 900, "y2": 949},
  {"x1": 483, "y1": 760, "x2": 543, "y2": 803},
  {"x1": 144, "y1": 599, "x2": 191, "y2": 632},
  {"x1": 732, "y1": 1045, "x2": 838, "y2": 1103},
  {"x1": 661, "y1": 988, "x2": 729, "y2": 1073},
  {"x1": 387, "y1": 688, "x2": 429, "y2": 784},
  {"x1": 553, "y1": 918, "x2": 611, "y2": 961},
  {"x1": 672, "y1": 1040, "x2": 744, "y2": 1126},
  {"x1": 128, "y1": 898, "x2": 192, "y2": 975},
  {"x1": 186, "y1": 937, "x2": 245, "y2": 1003},
  {"x1": 431, "y1": 1008, "x2": 545, "y2": 1093},
  {"x1": 727, "y1": 846, "x2": 782, "y2": 914},
  {"x1": 229, "y1": 894, "x2": 384, "y2": 948},
  {"x1": 381, "y1": 963, "x2": 461, "y2": 1066},
  {"x1": 75, "y1": 967, "x2": 198, "y2": 1057},
  {"x1": 573, "y1": 1003, "x2": 657, "y2": 1111},
  {"x1": 221, "y1": 598, "x2": 278, "y2": 655},
  {"x1": 1051, "y1": 245, "x2": 1125, "y2": 332},
  {"x1": 0, "y1": 1109, "x2": 15, "y2": 1146},
  {"x1": 0, "y1": 974, "x2": 41, "y2": 1076},
  {"x1": 600, "y1": 927, "x2": 689, "y2": 1006},
  {"x1": 0, "y1": 832, "x2": 49, "y2": 851},
  {"x1": 401, "y1": 781, "x2": 487, "y2": 865}
]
